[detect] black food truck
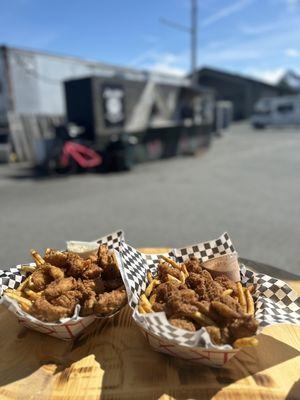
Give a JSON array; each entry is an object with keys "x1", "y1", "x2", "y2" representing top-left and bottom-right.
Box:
[{"x1": 63, "y1": 74, "x2": 215, "y2": 171}]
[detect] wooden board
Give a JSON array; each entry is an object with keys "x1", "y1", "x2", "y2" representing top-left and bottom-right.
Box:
[{"x1": 0, "y1": 251, "x2": 299, "y2": 400}]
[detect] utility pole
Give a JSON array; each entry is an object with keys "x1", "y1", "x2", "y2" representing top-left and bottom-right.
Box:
[
  {"x1": 191, "y1": 0, "x2": 197, "y2": 84},
  {"x1": 160, "y1": 0, "x2": 198, "y2": 85}
]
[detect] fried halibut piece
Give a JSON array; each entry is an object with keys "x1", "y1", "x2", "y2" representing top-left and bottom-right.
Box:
[
  {"x1": 97, "y1": 245, "x2": 121, "y2": 284},
  {"x1": 183, "y1": 256, "x2": 203, "y2": 274},
  {"x1": 64, "y1": 253, "x2": 101, "y2": 279},
  {"x1": 30, "y1": 263, "x2": 64, "y2": 292},
  {"x1": 228, "y1": 315, "x2": 259, "y2": 340},
  {"x1": 205, "y1": 326, "x2": 231, "y2": 345},
  {"x1": 82, "y1": 260, "x2": 102, "y2": 280},
  {"x1": 215, "y1": 275, "x2": 238, "y2": 296},
  {"x1": 165, "y1": 289, "x2": 199, "y2": 318},
  {"x1": 31, "y1": 297, "x2": 72, "y2": 322},
  {"x1": 94, "y1": 287, "x2": 127, "y2": 316},
  {"x1": 77, "y1": 278, "x2": 104, "y2": 316},
  {"x1": 44, "y1": 277, "x2": 77, "y2": 300},
  {"x1": 169, "y1": 318, "x2": 196, "y2": 332},
  {"x1": 44, "y1": 249, "x2": 68, "y2": 268},
  {"x1": 155, "y1": 281, "x2": 186, "y2": 303},
  {"x1": 186, "y1": 272, "x2": 223, "y2": 301},
  {"x1": 157, "y1": 261, "x2": 182, "y2": 282}
]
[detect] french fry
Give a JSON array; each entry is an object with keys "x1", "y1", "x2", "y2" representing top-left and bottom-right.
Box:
[
  {"x1": 180, "y1": 270, "x2": 186, "y2": 283},
  {"x1": 24, "y1": 288, "x2": 42, "y2": 301},
  {"x1": 233, "y1": 337, "x2": 258, "y2": 348},
  {"x1": 16, "y1": 275, "x2": 32, "y2": 292},
  {"x1": 140, "y1": 294, "x2": 152, "y2": 313},
  {"x1": 190, "y1": 311, "x2": 216, "y2": 326},
  {"x1": 149, "y1": 293, "x2": 157, "y2": 305},
  {"x1": 145, "y1": 279, "x2": 160, "y2": 297},
  {"x1": 182, "y1": 264, "x2": 189, "y2": 278},
  {"x1": 247, "y1": 284, "x2": 255, "y2": 294},
  {"x1": 4, "y1": 290, "x2": 32, "y2": 311},
  {"x1": 211, "y1": 301, "x2": 240, "y2": 319},
  {"x1": 30, "y1": 249, "x2": 44, "y2": 265},
  {"x1": 20, "y1": 264, "x2": 36, "y2": 273},
  {"x1": 245, "y1": 289, "x2": 255, "y2": 315},
  {"x1": 236, "y1": 282, "x2": 247, "y2": 312},
  {"x1": 138, "y1": 303, "x2": 146, "y2": 314},
  {"x1": 222, "y1": 289, "x2": 233, "y2": 296},
  {"x1": 147, "y1": 271, "x2": 153, "y2": 283},
  {"x1": 160, "y1": 255, "x2": 181, "y2": 270},
  {"x1": 112, "y1": 252, "x2": 119, "y2": 270},
  {"x1": 167, "y1": 274, "x2": 182, "y2": 284}
]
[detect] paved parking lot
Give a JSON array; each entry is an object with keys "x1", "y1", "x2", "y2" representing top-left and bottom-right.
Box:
[{"x1": 0, "y1": 122, "x2": 300, "y2": 274}]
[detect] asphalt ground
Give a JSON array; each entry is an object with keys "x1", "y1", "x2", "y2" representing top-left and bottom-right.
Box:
[{"x1": 0, "y1": 122, "x2": 300, "y2": 274}]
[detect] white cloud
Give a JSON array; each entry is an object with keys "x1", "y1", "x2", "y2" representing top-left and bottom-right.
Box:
[
  {"x1": 243, "y1": 67, "x2": 286, "y2": 83},
  {"x1": 285, "y1": 48, "x2": 300, "y2": 57},
  {"x1": 128, "y1": 51, "x2": 187, "y2": 76},
  {"x1": 202, "y1": 0, "x2": 254, "y2": 27}
]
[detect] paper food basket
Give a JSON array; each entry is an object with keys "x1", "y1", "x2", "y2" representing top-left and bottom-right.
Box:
[{"x1": 118, "y1": 233, "x2": 300, "y2": 367}]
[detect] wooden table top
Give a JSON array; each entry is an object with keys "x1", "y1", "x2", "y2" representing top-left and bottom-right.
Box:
[{"x1": 0, "y1": 249, "x2": 299, "y2": 400}]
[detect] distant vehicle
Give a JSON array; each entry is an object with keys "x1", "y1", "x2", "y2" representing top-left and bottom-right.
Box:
[{"x1": 251, "y1": 95, "x2": 300, "y2": 129}]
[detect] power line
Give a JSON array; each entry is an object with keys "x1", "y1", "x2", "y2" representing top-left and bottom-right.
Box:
[{"x1": 160, "y1": 0, "x2": 198, "y2": 85}]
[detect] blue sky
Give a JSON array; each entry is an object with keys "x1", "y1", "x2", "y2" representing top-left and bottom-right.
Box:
[{"x1": 1, "y1": 0, "x2": 300, "y2": 83}]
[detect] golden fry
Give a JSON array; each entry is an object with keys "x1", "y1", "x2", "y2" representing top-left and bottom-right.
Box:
[
  {"x1": 149, "y1": 293, "x2": 157, "y2": 305},
  {"x1": 20, "y1": 265, "x2": 36, "y2": 273},
  {"x1": 145, "y1": 279, "x2": 160, "y2": 297},
  {"x1": 167, "y1": 274, "x2": 182, "y2": 284},
  {"x1": 233, "y1": 337, "x2": 258, "y2": 348},
  {"x1": 4, "y1": 290, "x2": 32, "y2": 307},
  {"x1": 112, "y1": 252, "x2": 119, "y2": 270},
  {"x1": 236, "y1": 282, "x2": 247, "y2": 312},
  {"x1": 182, "y1": 264, "x2": 189, "y2": 278},
  {"x1": 222, "y1": 289, "x2": 233, "y2": 296},
  {"x1": 30, "y1": 249, "x2": 44, "y2": 265},
  {"x1": 16, "y1": 275, "x2": 32, "y2": 292},
  {"x1": 180, "y1": 271, "x2": 186, "y2": 283},
  {"x1": 245, "y1": 289, "x2": 255, "y2": 315},
  {"x1": 24, "y1": 287, "x2": 42, "y2": 301},
  {"x1": 160, "y1": 255, "x2": 181, "y2": 270},
  {"x1": 190, "y1": 311, "x2": 216, "y2": 326},
  {"x1": 211, "y1": 301, "x2": 240, "y2": 319},
  {"x1": 138, "y1": 304, "x2": 146, "y2": 314},
  {"x1": 247, "y1": 284, "x2": 255, "y2": 294},
  {"x1": 147, "y1": 271, "x2": 153, "y2": 283},
  {"x1": 140, "y1": 294, "x2": 152, "y2": 313}
]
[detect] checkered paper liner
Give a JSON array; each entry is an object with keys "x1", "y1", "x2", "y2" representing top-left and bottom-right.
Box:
[
  {"x1": 118, "y1": 232, "x2": 300, "y2": 367},
  {"x1": 0, "y1": 230, "x2": 124, "y2": 340}
]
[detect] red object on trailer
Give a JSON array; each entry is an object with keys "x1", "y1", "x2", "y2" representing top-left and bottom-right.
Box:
[{"x1": 60, "y1": 141, "x2": 102, "y2": 169}]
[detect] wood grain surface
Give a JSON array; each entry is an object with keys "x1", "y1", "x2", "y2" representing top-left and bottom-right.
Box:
[{"x1": 0, "y1": 250, "x2": 299, "y2": 400}]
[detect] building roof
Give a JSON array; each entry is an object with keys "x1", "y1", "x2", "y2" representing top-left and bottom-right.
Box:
[
  {"x1": 197, "y1": 66, "x2": 280, "y2": 90},
  {"x1": 1, "y1": 44, "x2": 192, "y2": 88}
]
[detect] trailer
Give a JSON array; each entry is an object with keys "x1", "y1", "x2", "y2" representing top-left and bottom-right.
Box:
[
  {"x1": 64, "y1": 75, "x2": 215, "y2": 163},
  {"x1": 0, "y1": 45, "x2": 216, "y2": 165}
]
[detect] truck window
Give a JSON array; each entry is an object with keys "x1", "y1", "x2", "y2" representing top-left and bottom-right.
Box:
[{"x1": 277, "y1": 104, "x2": 294, "y2": 113}]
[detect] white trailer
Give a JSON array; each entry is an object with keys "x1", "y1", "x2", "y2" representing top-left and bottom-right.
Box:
[
  {"x1": 251, "y1": 95, "x2": 300, "y2": 128},
  {"x1": 0, "y1": 45, "x2": 192, "y2": 126}
]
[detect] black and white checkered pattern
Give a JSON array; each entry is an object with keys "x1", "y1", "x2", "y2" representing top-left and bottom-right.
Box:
[
  {"x1": 173, "y1": 232, "x2": 235, "y2": 263},
  {"x1": 119, "y1": 233, "x2": 300, "y2": 350},
  {"x1": 95, "y1": 230, "x2": 124, "y2": 250},
  {"x1": 0, "y1": 266, "x2": 29, "y2": 296}
]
